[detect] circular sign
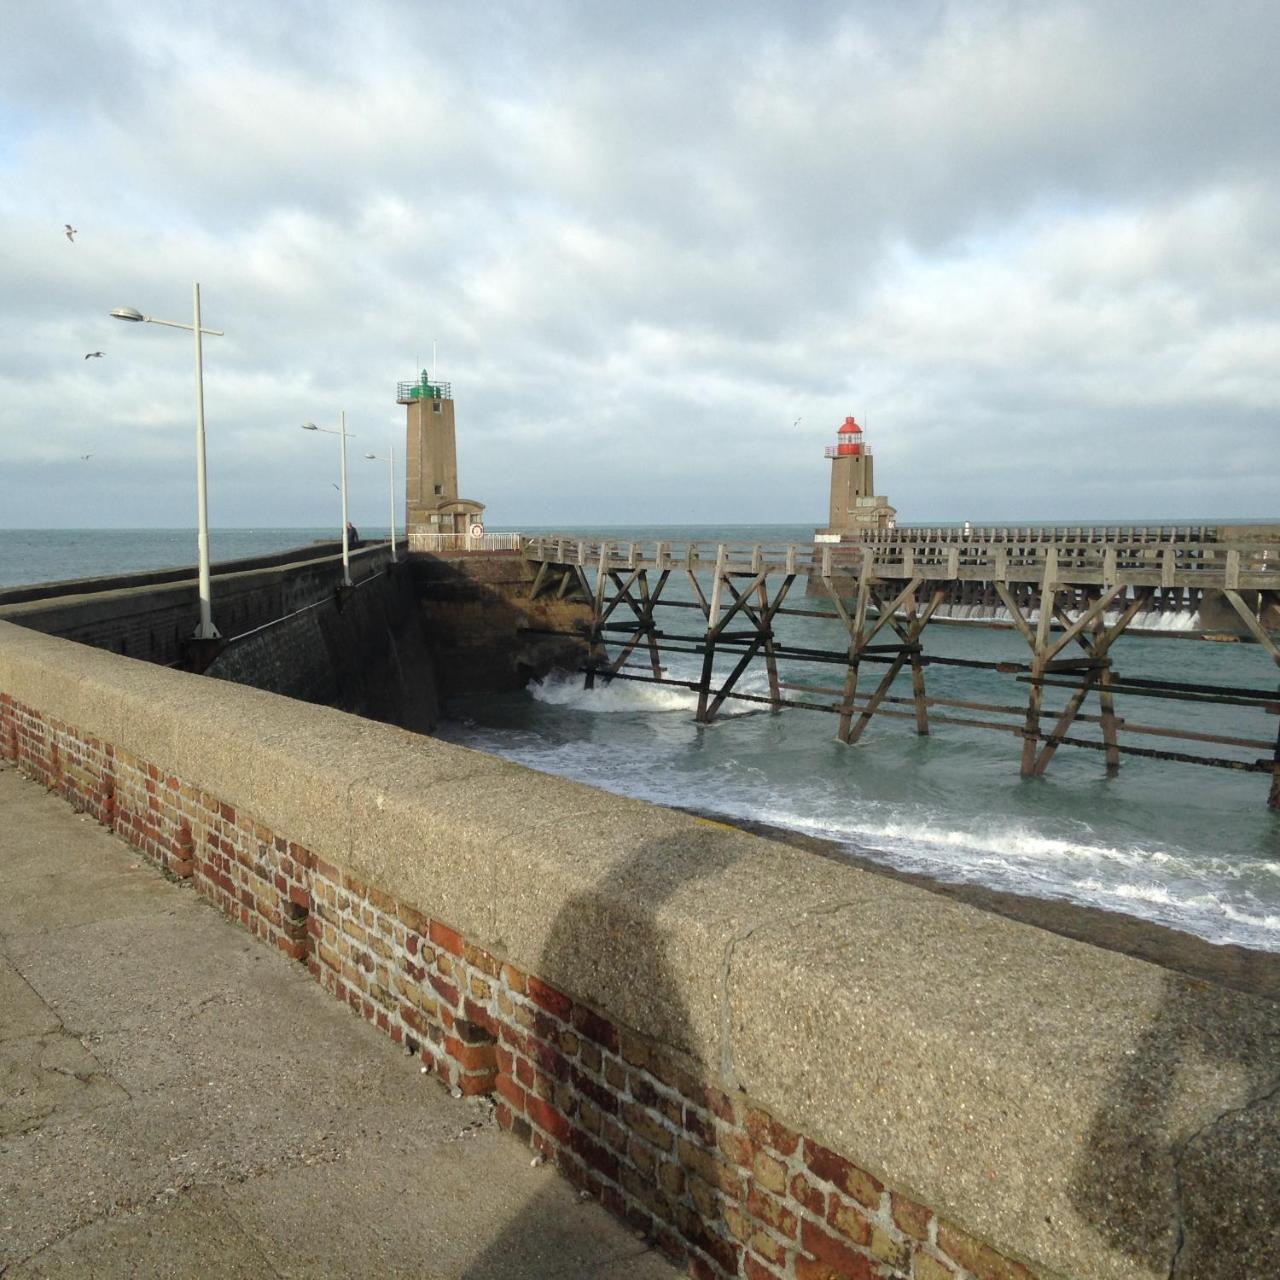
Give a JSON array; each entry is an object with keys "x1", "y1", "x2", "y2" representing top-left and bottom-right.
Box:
[{"x1": 469, "y1": 523, "x2": 485, "y2": 538}]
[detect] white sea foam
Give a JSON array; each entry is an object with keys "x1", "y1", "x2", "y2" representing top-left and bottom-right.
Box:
[
  {"x1": 529, "y1": 669, "x2": 766, "y2": 717},
  {"x1": 929, "y1": 604, "x2": 1201, "y2": 632},
  {"x1": 442, "y1": 665, "x2": 1280, "y2": 953}
]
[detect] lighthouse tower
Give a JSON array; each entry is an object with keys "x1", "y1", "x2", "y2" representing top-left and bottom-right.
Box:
[
  {"x1": 398, "y1": 371, "x2": 485, "y2": 539},
  {"x1": 822, "y1": 415, "x2": 895, "y2": 535}
]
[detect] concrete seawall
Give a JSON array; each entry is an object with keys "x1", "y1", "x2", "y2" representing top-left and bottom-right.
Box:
[{"x1": 1, "y1": 619, "x2": 1276, "y2": 1280}]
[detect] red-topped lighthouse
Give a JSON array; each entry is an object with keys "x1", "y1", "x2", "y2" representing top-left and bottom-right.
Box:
[
  {"x1": 821, "y1": 414, "x2": 895, "y2": 535},
  {"x1": 827, "y1": 415, "x2": 865, "y2": 457}
]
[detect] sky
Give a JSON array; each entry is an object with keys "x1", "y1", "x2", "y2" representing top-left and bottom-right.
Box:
[{"x1": 1, "y1": 0, "x2": 1277, "y2": 530}]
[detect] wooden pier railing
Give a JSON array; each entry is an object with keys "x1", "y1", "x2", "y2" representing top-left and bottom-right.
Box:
[{"x1": 519, "y1": 531, "x2": 1280, "y2": 808}]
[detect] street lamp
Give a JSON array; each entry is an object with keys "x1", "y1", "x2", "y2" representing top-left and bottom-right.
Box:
[
  {"x1": 301, "y1": 414, "x2": 354, "y2": 586},
  {"x1": 363, "y1": 445, "x2": 397, "y2": 562},
  {"x1": 110, "y1": 284, "x2": 223, "y2": 640}
]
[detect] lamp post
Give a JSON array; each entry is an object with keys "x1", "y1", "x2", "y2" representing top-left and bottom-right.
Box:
[
  {"x1": 301, "y1": 414, "x2": 354, "y2": 586},
  {"x1": 110, "y1": 284, "x2": 223, "y2": 640},
  {"x1": 363, "y1": 445, "x2": 397, "y2": 562}
]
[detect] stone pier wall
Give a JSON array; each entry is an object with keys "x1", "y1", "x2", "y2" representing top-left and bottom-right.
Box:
[{"x1": 1, "y1": 619, "x2": 1276, "y2": 1280}]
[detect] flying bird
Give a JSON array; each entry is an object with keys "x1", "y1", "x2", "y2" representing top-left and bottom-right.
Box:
[
  {"x1": 65, "y1": 224, "x2": 77, "y2": 242},
  {"x1": 793, "y1": 416, "x2": 803, "y2": 428},
  {"x1": 80, "y1": 454, "x2": 93, "y2": 461},
  {"x1": 84, "y1": 351, "x2": 105, "y2": 359}
]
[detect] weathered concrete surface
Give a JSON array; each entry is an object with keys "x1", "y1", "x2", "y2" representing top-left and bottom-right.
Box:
[
  {"x1": 0, "y1": 763, "x2": 677, "y2": 1279},
  {"x1": 728, "y1": 890, "x2": 1280, "y2": 1280},
  {"x1": 2, "y1": 618, "x2": 1278, "y2": 1279}
]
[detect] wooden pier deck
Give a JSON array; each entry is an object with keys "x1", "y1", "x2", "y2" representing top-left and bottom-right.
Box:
[{"x1": 521, "y1": 528, "x2": 1280, "y2": 808}]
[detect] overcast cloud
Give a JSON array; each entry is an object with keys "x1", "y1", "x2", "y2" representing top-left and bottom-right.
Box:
[{"x1": 1, "y1": 0, "x2": 1277, "y2": 530}]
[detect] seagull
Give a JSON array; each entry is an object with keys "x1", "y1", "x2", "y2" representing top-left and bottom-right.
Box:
[
  {"x1": 80, "y1": 454, "x2": 93, "y2": 461},
  {"x1": 65, "y1": 224, "x2": 77, "y2": 242},
  {"x1": 792, "y1": 416, "x2": 803, "y2": 428},
  {"x1": 84, "y1": 351, "x2": 105, "y2": 359}
]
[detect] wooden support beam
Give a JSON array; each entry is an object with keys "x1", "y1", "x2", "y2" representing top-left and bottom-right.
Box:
[
  {"x1": 695, "y1": 547, "x2": 727, "y2": 723},
  {"x1": 583, "y1": 543, "x2": 611, "y2": 690},
  {"x1": 1222, "y1": 590, "x2": 1280, "y2": 663},
  {"x1": 703, "y1": 574, "x2": 795, "y2": 720},
  {"x1": 1021, "y1": 574, "x2": 1058, "y2": 777},
  {"x1": 844, "y1": 589, "x2": 944, "y2": 744}
]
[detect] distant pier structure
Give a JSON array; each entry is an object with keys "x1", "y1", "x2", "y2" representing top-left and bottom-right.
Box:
[
  {"x1": 399, "y1": 372, "x2": 486, "y2": 546},
  {"x1": 818, "y1": 415, "x2": 896, "y2": 540}
]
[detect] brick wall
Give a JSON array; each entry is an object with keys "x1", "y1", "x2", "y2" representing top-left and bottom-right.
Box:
[{"x1": 0, "y1": 689, "x2": 1041, "y2": 1280}]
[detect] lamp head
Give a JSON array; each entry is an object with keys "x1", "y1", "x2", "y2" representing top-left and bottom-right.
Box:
[
  {"x1": 364, "y1": 452, "x2": 377, "y2": 460},
  {"x1": 110, "y1": 307, "x2": 146, "y2": 322},
  {"x1": 301, "y1": 423, "x2": 319, "y2": 431}
]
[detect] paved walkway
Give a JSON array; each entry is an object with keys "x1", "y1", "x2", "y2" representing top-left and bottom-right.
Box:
[{"x1": 0, "y1": 762, "x2": 678, "y2": 1279}]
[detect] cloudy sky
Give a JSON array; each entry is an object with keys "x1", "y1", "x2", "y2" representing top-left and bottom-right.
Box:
[{"x1": 1, "y1": 1, "x2": 1277, "y2": 531}]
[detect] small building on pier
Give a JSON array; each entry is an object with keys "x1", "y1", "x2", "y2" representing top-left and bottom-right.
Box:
[
  {"x1": 818, "y1": 415, "x2": 896, "y2": 539},
  {"x1": 399, "y1": 372, "x2": 485, "y2": 539}
]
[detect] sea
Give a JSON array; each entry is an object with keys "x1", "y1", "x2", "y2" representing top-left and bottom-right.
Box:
[{"x1": 3, "y1": 524, "x2": 1278, "y2": 954}]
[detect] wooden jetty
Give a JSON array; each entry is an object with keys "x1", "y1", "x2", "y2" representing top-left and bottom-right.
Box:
[{"x1": 521, "y1": 528, "x2": 1280, "y2": 808}]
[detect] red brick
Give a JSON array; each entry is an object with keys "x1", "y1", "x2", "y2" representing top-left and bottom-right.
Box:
[
  {"x1": 367, "y1": 885, "x2": 397, "y2": 916},
  {"x1": 795, "y1": 1260, "x2": 862, "y2": 1280},
  {"x1": 791, "y1": 1173, "x2": 826, "y2": 1217},
  {"x1": 527, "y1": 975, "x2": 572, "y2": 1021},
  {"x1": 462, "y1": 997, "x2": 497, "y2": 1036},
  {"x1": 444, "y1": 1036, "x2": 497, "y2": 1072},
  {"x1": 463, "y1": 942, "x2": 501, "y2": 977},
  {"x1": 702, "y1": 1085, "x2": 737, "y2": 1123},
  {"x1": 891, "y1": 1192, "x2": 932, "y2": 1241},
  {"x1": 400, "y1": 1004, "x2": 432, "y2": 1037},
  {"x1": 800, "y1": 1220, "x2": 874, "y2": 1280},
  {"x1": 683, "y1": 1106, "x2": 715, "y2": 1145},
  {"x1": 745, "y1": 1254, "x2": 786, "y2": 1280},
  {"x1": 803, "y1": 1141, "x2": 884, "y2": 1210},
  {"x1": 428, "y1": 920, "x2": 464, "y2": 956},
  {"x1": 570, "y1": 1004, "x2": 619, "y2": 1051},
  {"x1": 747, "y1": 1185, "x2": 798, "y2": 1240},
  {"x1": 312, "y1": 858, "x2": 341, "y2": 883},
  {"x1": 277, "y1": 937, "x2": 308, "y2": 962},
  {"x1": 525, "y1": 1093, "x2": 571, "y2": 1142},
  {"x1": 718, "y1": 1128, "x2": 754, "y2": 1168},
  {"x1": 500, "y1": 962, "x2": 527, "y2": 994},
  {"x1": 496, "y1": 1074, "x2": 526, "y2": 1112},
  {"x1": 935, "y1": 1222, "x2": 1036, "y2": 1280},
  {"x1": 826, "y1": 1191, "x2": 872, "y2": 1246},
  {"x1": 745, "y1": 1107, "x2": 800, "y2": 1157},
  {"x1": 429, "y1": 973, "x2": 460, "y2": 1007},
  {"x1": 569, "y1": 1127, "x2": 619, "y2": 1180},
  {"x1": 456, "y1": 1071, "x2": 496, "y2": 1097},
  {"x1": 288, "y1": 884, "x2": 310, "y2": 908},
  {"x1": 396, "y1": 901, "x2": 429, "y2": 934}
]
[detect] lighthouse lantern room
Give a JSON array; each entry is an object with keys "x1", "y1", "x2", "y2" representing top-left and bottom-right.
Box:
[
  {"x1": 825, "y1": 415, "x2": 868, "y2": 458},
  {"x1": 821, "y1": 413, "x2": 896, "y2": 535}
]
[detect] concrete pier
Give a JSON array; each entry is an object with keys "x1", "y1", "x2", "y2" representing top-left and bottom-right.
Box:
[{"x1": 0, "y1": 762, "x2": 676, "y2": 1279}]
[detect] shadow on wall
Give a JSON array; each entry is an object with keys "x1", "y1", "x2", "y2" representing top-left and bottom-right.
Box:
[
  {"x1": 1068, "y1": 971, "x2": 1280, "y2": 1280},
  {"x1": 409, "y1": 552, "x2": 590, "y2": 698},
  {"x1": 206, "y1": 562, "x2": 440, "y2": 733},
  {"x1": 461, "y1": 832, "x2": 746, "y2": 1279}
]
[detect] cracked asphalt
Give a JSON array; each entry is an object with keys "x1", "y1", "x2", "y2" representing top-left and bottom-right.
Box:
[{"x1": 0, "y1": 762, "x2": 678, "y2": 1279}]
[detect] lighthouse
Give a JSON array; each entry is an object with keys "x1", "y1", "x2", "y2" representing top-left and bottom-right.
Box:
[
  {"x1": 822, "y1": 415, "x2": 896, "y2": 535},
  {"x1": 398, "y1": 371, "x2": 485, "y2": 539}
]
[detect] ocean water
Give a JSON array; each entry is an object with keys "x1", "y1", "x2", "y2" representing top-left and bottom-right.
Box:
[
  {"x1": 2, "y1": 524, "x2": 1277, "y2": 952},
  {"x1": 436, "y1": 524, "x2": 1280, "y2": 953},
  {"x1": 0, "y1": 527, "x2": 391, "y2": 589}
]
